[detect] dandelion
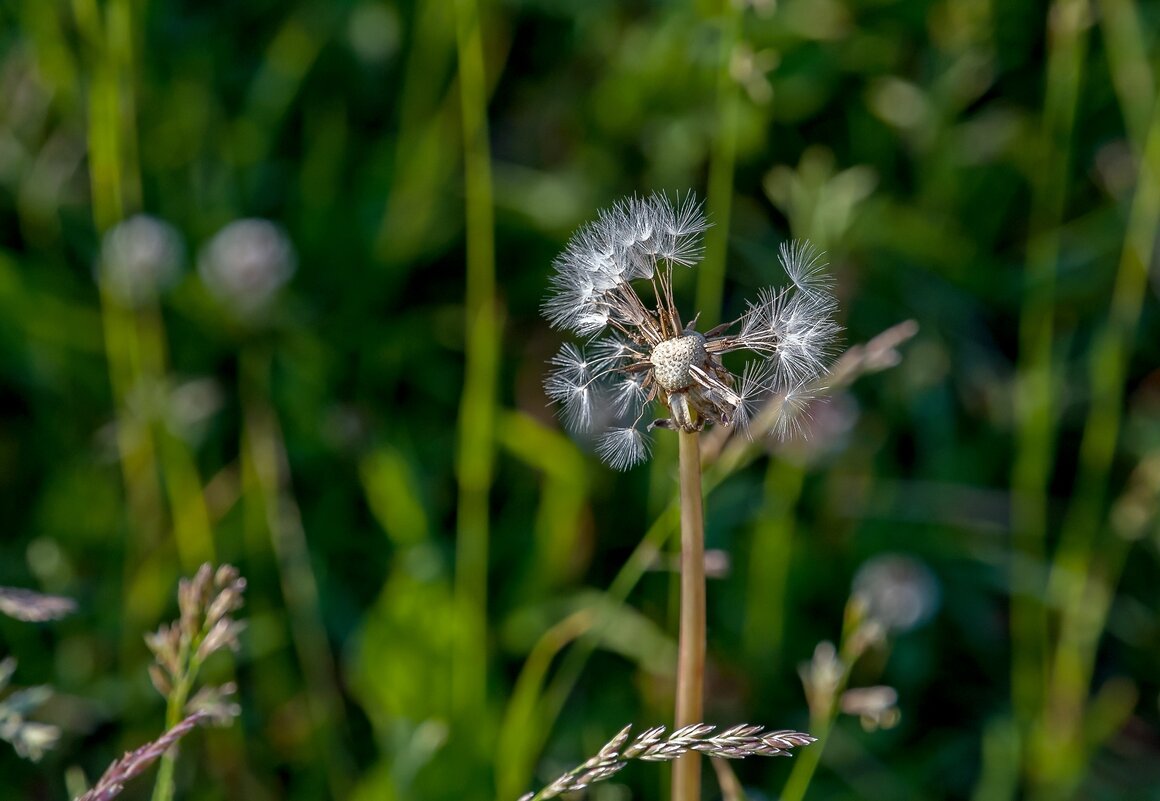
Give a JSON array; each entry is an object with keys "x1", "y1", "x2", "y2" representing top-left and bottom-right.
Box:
[
  {"x1": 542, "y1": 193, "x2": 840, "y2": 469},
  {"x1": 99, "y1": 215, "x2": 184, "y2": 307},
  {"x1": 539, "y1": 193, "x2": 834, "y2": 801},
  {"x1": 198, "y1": 219, "x2": 296, "y2": 316},
  {"x1": 851, "y1": 553, "x2": 940, "y2": 635}
]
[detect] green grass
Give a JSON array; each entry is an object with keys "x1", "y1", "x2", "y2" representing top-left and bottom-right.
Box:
[{"x1": 1, "y1": 2, "x2": 1158, "y2": 801}]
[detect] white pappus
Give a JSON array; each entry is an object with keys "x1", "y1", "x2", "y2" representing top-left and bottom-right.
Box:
[{"x1": 542, "y1": 193, "x2": 840, "y2": 470}]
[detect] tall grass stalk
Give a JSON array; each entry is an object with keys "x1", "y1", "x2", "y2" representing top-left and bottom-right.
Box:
[
  {"x1": 78, "y1": 0, "x2": 216, "y2": 653},
  {"x1": 240, "y1": 347, "x2": 354, "y2": 800},
  {"x1": 499, "y1": 503, "x2": 681, "y2": 799},
  {"x1": 1009, "y1": 0, "x2": 1088, "y2": 756},
  {"x1": 1046, "y1": 0, "x2": 1154, "y2": 621},
  {"x1": 673, "y1": 429, "x2": 707, "y2": 801},
  {"x1": 1033, "y1": 19, "x2": 1160, "y2": 796},
  {"x1": 78, "y1": 0, "x2": 162, "y2": 581},
  {"x1": 150, "y1": 638, "x2": 201, "y2": 801},
  {"x1": 780, "y1": 642, "x2": 854, "y2": 801},
  {"x1": 695, "y1": 0, "x2": 742, "y2": 325},
  {"x1": 452, "y1": 0, "x2": 500, "y2": 727},
  {"x1": 743, "y1": 460, "x2": 802, "y2": 668}
]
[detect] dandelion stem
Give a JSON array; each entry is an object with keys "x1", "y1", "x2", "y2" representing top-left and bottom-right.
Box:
[{"x1": 674, "y1": 428, "x2": 706, "y2": 801}]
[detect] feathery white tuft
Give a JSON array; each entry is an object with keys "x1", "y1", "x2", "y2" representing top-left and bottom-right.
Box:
[
  {"x1": 596, "y1": 427, "x2": 652, "y2": 471},
  {"x1": 542, "y1": 192, "x2": 840, "y2": 468}
]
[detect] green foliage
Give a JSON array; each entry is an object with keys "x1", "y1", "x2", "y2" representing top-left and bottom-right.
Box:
[{"x1": 1, "y1": 1, "x2": 1159, "y2": 800}]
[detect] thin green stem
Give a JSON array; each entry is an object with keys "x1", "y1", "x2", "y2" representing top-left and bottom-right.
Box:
[
  {"x1": 1031, "y1": 542, "x2": 1133, "y2": 801},
  {"x1": 779, "y1": 720, "x2": 831, "y2": 801},
  {"x1": 781, "y1": 631, "x2": 860, "y2": 801},
  {"x1": 526, "y1": 505, "x2": 679, "y2": 787},
  {"x1": 695, "y1": 0, "x2": 742, "y2": 326},
  {"x1": 743, "y1": 460, "x2": 802, "y2": 669},
  {"x1": 673, "y1": 429, "x2": 706, "y2": 801},
  {"x1": 1047, "y1": 0, "x2": 1158, "y2": 615},
  {"x1": 1009, "y1": 0, "x2": 1087, "y2": 749},
  {"x1": 1034, "y1": 31, "x2": 1160, "y2": 796},
  {"x1": 77, "y1": 0, "x2": 177, "y2": 678},
  {"x1": 452, "y1": 0, "x2": 499, "y2": 728},
  {"x1": 241, "y1": 347, "x2": 354, "y2": 800},
  {"x1": 151, "y1": 646, "x2": 200, "y2": 801},
  {"x1": 495, "y1": 610, "x2": 594, "y2": 800},
  {"x1": 1096, "y1": 0, "x2": 1153, "y2": 148}
]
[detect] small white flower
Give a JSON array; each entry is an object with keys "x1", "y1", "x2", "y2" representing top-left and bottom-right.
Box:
[{"x1": 542, "y1": 193, "x2": 840, "y2": 470}]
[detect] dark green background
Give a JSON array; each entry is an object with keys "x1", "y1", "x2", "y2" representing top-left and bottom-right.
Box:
[{"x1": 1, "y1": 1, "x2": 1158, "y2": 799}]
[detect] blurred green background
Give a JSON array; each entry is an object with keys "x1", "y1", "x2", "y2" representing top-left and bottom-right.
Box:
[{"x1": 1, "y1": 0, "x2": 1159, "y2": 799}]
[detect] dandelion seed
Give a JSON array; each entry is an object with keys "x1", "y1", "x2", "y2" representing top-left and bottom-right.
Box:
[
  {"x1": 542, "y1": 193, "x2": 840, "y2": 468},
  {"x1": 596, "y1": 426, "x2": 651, "y2": 471}
]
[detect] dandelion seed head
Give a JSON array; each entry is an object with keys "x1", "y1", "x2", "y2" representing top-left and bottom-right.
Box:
[
  {"x1": 542, "y1": 192, "x2": 840, "y2": 468},
  {"x1": 650, "y1": 333, "x2": 707, "y2": 392}
]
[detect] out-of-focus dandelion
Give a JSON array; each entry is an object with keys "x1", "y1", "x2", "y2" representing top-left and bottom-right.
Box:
[
  {"x1": 198, "y1": 219, "x2": 295, "y2": 316},
  {"x1": 542, "y1": 193, "x2": 840, "y2": 469},
  {"x1": 98, "y1": 215, "x2": 184, "y2": 307},
  {"x1": 851, "y1": 553, "x2": 940, "y2": 634}
]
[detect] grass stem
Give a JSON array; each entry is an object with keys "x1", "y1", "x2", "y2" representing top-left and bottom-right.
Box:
[
  {"x1": 452, "y1": 0, "x2": 499, "y2": 729},
  {"x1": 240, "y1": 347, "x2": 354, "y2": 800},
  {"x1": 1009, "y1": 0, "x2": 1088, "y2": 751},
  {"x1": 695, "y1": 0, "x2": 742, "y2": 325}
]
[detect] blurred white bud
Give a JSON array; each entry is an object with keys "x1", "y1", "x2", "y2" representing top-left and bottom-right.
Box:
[
  {"x1": 99, "y1": 214, "x2": 184, "y2": 306},
  {"x1": 799, "y1": 641, "x2": 844, "y2": 717},
  {"x1": 198, "y1": 219, "x2": 296, "y2": 316},
  {"x1": 851, "y1": 554, "x2": 940, "y2": 634},
  {"x1": 840, "y1": 685, "x2": 901, "y2": 731}
]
